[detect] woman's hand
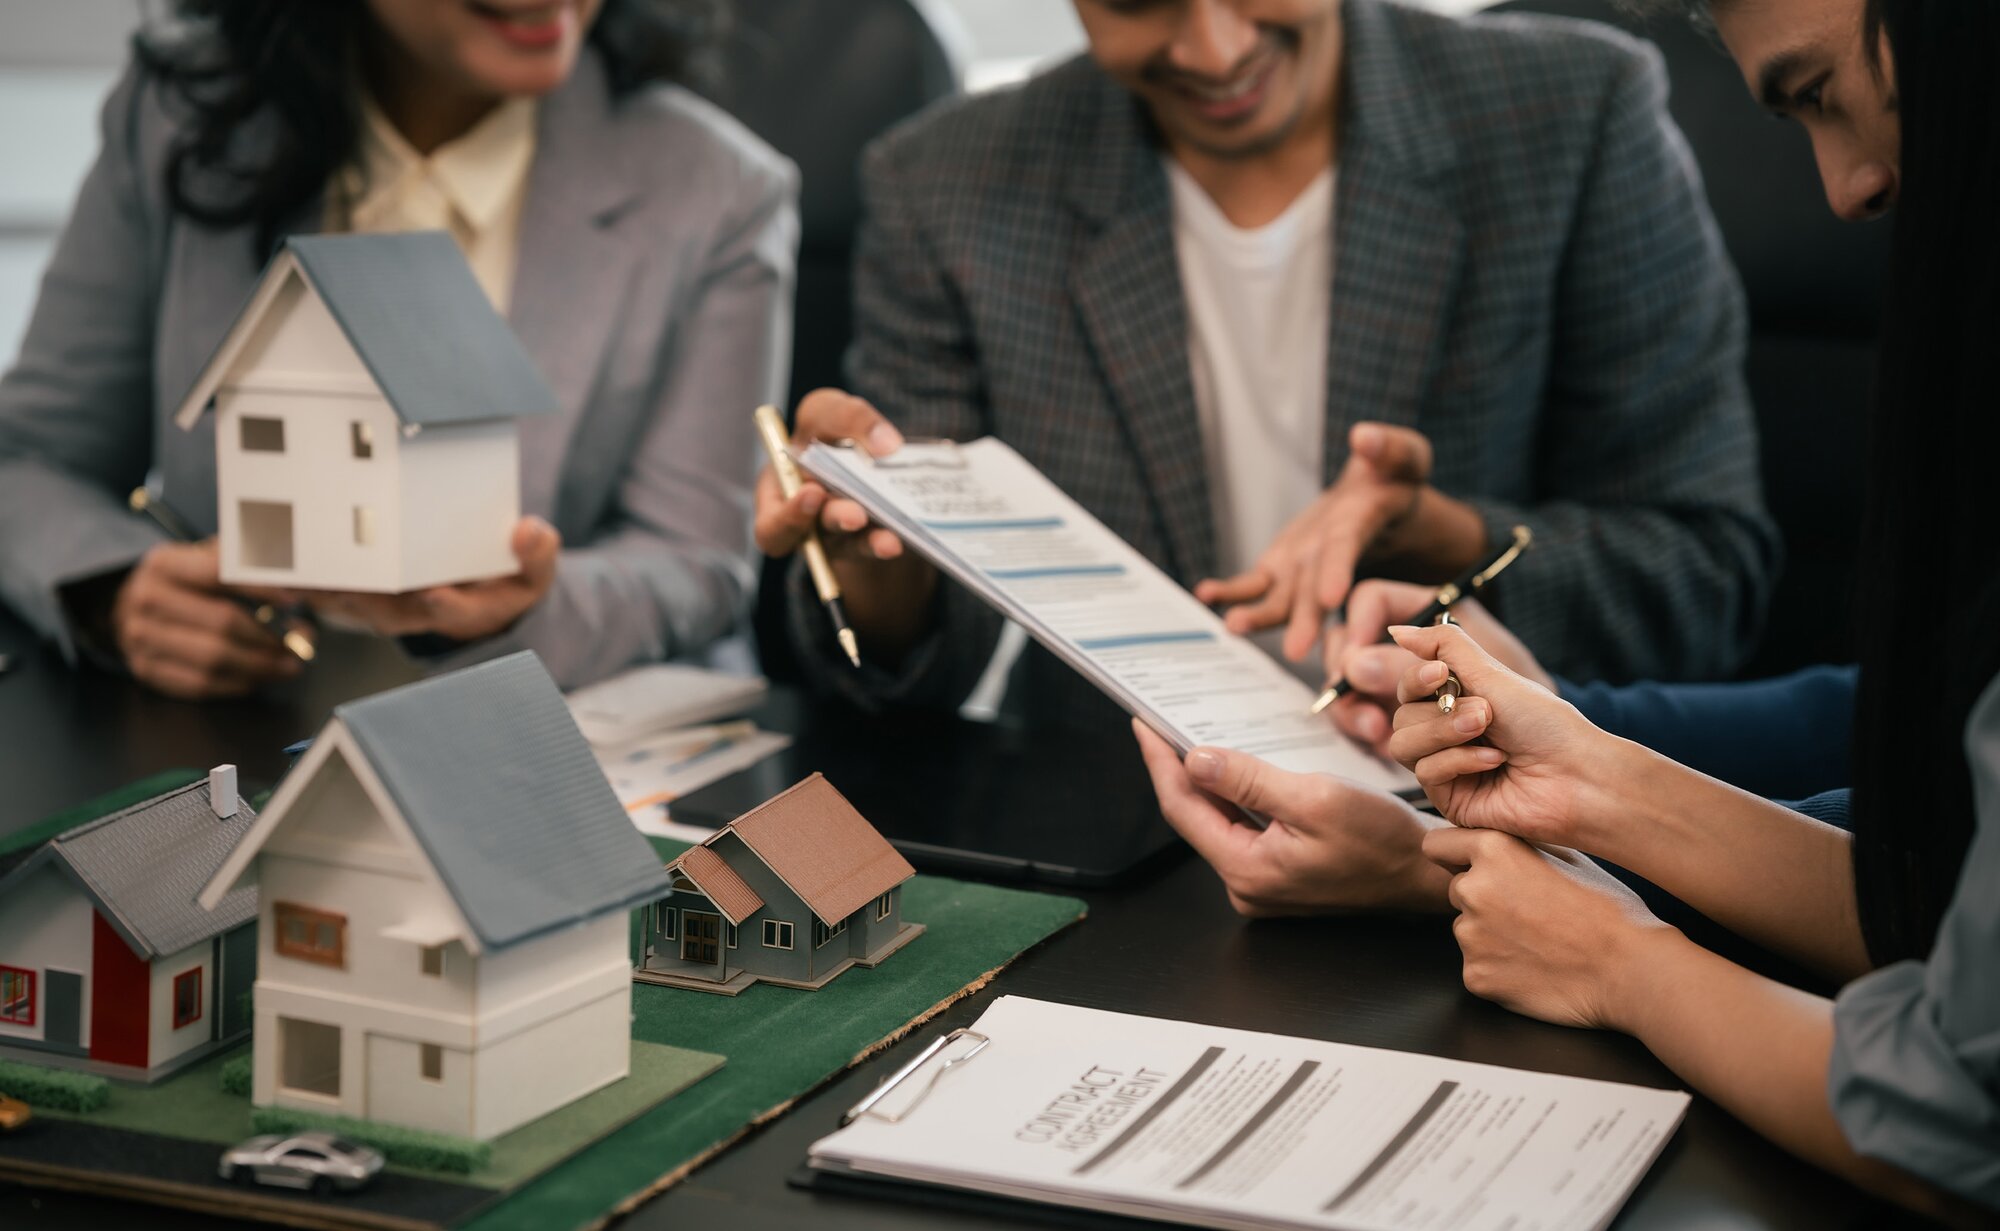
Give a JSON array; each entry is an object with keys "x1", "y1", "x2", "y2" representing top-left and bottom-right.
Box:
[
  {"x1": 1384, "y1": 621, "x2": 1632, "y2": 849},
  {"x1": 307, "y1": 516, "x2": 560, "y2": 642},
  {"x1": 1194, "y1": 423, "x2": 1487, "y2": 664},
  {"x1": 112, "y1": 540, "x2": 308, "y2": 699},
  {"x1": 1320, "y1": 579, "x2": 1554, "y2": 755},
  {"x1": 1424, "y1": 826, "x2": 1679, "y2": 1031},
  {"x1": 1133, "y1": 720, "x2": 1452, "y2": 916}
]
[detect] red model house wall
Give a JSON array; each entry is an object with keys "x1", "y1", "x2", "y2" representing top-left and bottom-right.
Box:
[{"x1": 89, "y1": 911, "x2": 148, "y2": 1068}]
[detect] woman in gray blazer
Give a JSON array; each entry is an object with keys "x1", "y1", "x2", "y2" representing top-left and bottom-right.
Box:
[{"x1": 0, "y1": 0, "x2": 796, "y2": 696}]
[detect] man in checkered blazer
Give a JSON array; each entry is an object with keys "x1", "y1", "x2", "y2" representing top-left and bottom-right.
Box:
[{"x1": 760, "y1": 0, "x2": 1777, "y2": 736}]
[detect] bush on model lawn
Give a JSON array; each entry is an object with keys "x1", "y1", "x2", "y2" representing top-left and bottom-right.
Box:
[
  {"x1": 0, "y1": 1059, "x2": 110, "y2": 1112},
  {"x1": 250, "y1": 1106, "x2": 492, "y2": 1174},
  {"x1": 218, "y1": 1053, "x2": 253, "y2": 1097}
]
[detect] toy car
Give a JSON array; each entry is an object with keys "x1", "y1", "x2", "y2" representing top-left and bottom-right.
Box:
[
  {"x1": 0, "y1": 1095, "x2": 29, "y2": 1131},
  {"x1": 218, "y1": 1131, "x2": 383, "y2": 1194}
]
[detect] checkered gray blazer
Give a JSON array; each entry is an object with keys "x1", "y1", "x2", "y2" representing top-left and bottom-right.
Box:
[{"x1": 793, "y1": 0, "x2": 1778, "y2": 722}]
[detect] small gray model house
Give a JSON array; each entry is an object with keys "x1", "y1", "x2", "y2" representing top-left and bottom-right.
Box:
[
  {"x1": 172, "y1": 230, "x2": 559, "y2": 593},
  {"x1": 0, "y1": 767, "x2": 258, "y2": 1082},
  {"x1": 199, "y1": 651, "x2": 672, "y2": 1140},
  {"x1": 635, "y1": 774, "x2": 923, "y2": 995}
]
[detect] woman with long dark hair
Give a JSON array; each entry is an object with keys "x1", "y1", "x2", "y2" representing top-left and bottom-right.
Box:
[
  {"x1": 0, "y1": 0, "x2": 795, "y2": 697},
  {"x1": 1137, "y1": 0, "x2": 1998, "y2": 1217}
]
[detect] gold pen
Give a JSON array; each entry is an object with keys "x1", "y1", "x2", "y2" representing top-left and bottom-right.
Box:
[
  {"x1": 1433, "y1": 611, "x2": 1462, "y2": 714},
  {"x1": 128, "y1": 487, "x2": 317, "y2": 662},
  {"x1": 1309, "y1": 524, "x2": 1532, "y2": 715},
  {"x1": 753, "y1": 405, "x2": 861, "y2": 669}
]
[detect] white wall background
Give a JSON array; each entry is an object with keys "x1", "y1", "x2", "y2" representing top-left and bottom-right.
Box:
[{"x1": 0, "y1": 0, "x2": 1497, "y2": 367}]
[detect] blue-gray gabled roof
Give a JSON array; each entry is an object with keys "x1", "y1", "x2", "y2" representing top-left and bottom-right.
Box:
[
  {"x1": 0, "y1": 781, "x2": 257, "y2": 961},
  {"x1": 332, "y1": 652, "x2": 668, "y2": 952},
  {"x1": 285, "y1": 231, "x2": 559, "y2": 427}
]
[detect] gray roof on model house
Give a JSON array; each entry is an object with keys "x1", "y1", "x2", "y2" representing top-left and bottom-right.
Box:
[
  {"x1": 0, "y1": 779, "x2": 258, "y2": 960},
  {"x1": 332, "y1": 652, "x2": 670, "y2": 952},
  {"x1": 177, "y1": 230, "x2": 560, "y2": 430}
]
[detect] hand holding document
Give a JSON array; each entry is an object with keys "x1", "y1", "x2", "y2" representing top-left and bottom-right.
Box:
[
  {"x1": 809, "y1": 997, "x2": 1689, "y2": 1231},
  {"x1": 794, "y1": 439, "x2": 1416, "y2": 795}
]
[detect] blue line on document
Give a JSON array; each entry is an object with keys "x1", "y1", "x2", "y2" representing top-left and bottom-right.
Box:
[
  {"x1": 923, "y1": 517, "x2": 1065, "y2": 531},
  {"x1": 1076, "y1": 632, "x2": 1217, "y2": 651},
  {"x1": 986, "y1": 565, "x2": 1127, "y2": 580}
]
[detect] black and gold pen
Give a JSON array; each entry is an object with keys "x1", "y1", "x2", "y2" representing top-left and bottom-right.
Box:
[
  {"x1": 1309, "y1": 524, "x2": 1532, "y2": 715},
  {"x1": 753, "y1": 405, "x2": 861, "y2": 669}
]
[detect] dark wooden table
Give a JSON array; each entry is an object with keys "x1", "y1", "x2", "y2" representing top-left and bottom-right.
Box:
[{"x1": 0, "y1": 610, "x2": 1902, "y2": 1230}]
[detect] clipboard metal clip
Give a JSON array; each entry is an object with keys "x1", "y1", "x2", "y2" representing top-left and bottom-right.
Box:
[
  {"x1": 822, "y1": 436, "x2": 969, "y2": 470},
  {"x1": 842, "y1": 1028, "x2": 991, "y2": 1126}
]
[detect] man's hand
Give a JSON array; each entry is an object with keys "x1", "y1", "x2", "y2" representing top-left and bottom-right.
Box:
[
  {"x1": 1321, "y1": 579, "x2": 1553, "y2": 755},
  {"x1": 1133, "y1": 719, "x2": 1452, "y2": 916},
  {"x1": 751, "y1": 388, "x2": 938, "y2": 656},
  {"x1": 307, "y1": 516, "x2": 560, "y2": 642},
  {"x1": 112, "y1": 541, "x2": 308, "y2": 700},
  {"x1": 1424, "y1": 826, "x2": 1677, "y2": 1032},
  {"x1": 1194, "y1": 422, "x2": 1487, "y2": 665}
]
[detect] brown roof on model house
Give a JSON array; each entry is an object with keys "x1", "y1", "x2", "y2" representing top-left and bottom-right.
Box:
[
  {"x1": 671, "y1": 845, "x2": 764, "y2": 925},
  {"x1": 710, "y1": 773, "x2": 914, "y2": 925}
]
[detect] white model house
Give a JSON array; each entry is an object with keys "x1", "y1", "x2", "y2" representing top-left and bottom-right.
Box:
[
  {"x1": 172, "y1": 230, "x2": 559, "y2": 592},
  {"x1": 0, "y1": 768, "x2": 258, "y2": 1082},
  {"x1": 199, "y1": 652, "x2": 670, "y2": 1141}
]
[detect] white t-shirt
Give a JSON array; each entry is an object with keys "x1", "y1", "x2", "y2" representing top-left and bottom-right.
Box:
[{"x1": 1165, "y1": 160, "x2": 1334, "y2": 581}]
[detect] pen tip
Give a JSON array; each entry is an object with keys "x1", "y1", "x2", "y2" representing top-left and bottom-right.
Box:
[
  {"x1": 1309, "y1": 684, "x2": 1342, "y2": 716},
  {"x1": 838, "y1": 627, "x2": 861, "y2": 669},
  {"x1": 285, "y1": 632, "x2": 316, "y2": 663}
]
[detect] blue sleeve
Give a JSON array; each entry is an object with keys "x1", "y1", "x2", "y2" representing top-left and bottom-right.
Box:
[
  {"x1": 1559, "y1": 664, "x2": 1856, "y2": 801},
  {"x1": 1827, "y1": 677, "x2": 2000, "y2": 1209}
]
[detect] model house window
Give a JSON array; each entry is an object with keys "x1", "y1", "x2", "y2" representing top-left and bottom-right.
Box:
[
  {"x1": 240, "y1": 416, "x2": 286, "y2": 453},
  {"x1": 171, "y1": 968, "x2": 203, "y2": 1029},
  {"x1": 724, "y1": 923, "x2": 738, "y2": 949},
  {"x1": 657, "y1": 904, "x2": 677, "y2": 940},
  {"x1": 761, "y1": 920, "x2": 794, "y2": 950},
  {"x1": 0, "y1": 966, "x2": 34, "y2": 1026},
  {"x1": 274, "y1": 902, "x2": 346, "y2": 967},
  {"x1": 421, "y1": 1042, "x2": 443, "y2": 1082},
  {"x1": 353, "y1": 505, "x2": 375, "y2": 546},
  {"x1": 813, "y1": 917, "x2": 848, "y2": 948},
  {"x1": 279, "y1": 1016, "x2": 341, "y2": 1098},
  {"x1": 420, "y1": 945, "x2": 446, "y2": 977},
  {"x1": 351, "y1": 421, "x2": 373, "y2": 459},
  {"x1": 238, "y1": 499, "x2": 295, "y2": 570},
  {"x1": 875, "y1": 892, "x2": 893, "y2": 922}
]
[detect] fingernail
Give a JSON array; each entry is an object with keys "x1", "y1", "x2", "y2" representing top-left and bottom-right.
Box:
[
  {"x1": 800, "y1": 488, "x2": 824, "y2": 514},
  {"x1": 1350, "y1": 657, "x2": 1383, "y2": 688},
  {"x1": 1185, "y1": 749, "x2": 1223, "y2": 786},
  {"x1": 1454, "y1": 706, "x2": 1485, "y2": 734},
  {"x1": 1387, "y1": 624, "x2": 1418, "y2": 641},
  {"x1": 1421, "y1": 660, "x2": 1448, "y2": 686},
  {"x1": 867, "y1": 422, "x2": 905, "y2": 454}
]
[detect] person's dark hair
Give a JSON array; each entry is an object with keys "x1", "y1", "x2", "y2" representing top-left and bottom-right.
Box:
[
  {"x1": 1847, "y1": 0, "x2": 2000, "y2": 965},
  {"x1": 132, "y1": 0, "x2": 725, "y2": 258}
]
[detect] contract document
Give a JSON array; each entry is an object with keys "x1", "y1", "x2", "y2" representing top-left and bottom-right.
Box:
[
  {"x1": 808, "y1": 997, "x2": 1689, "y2": 1231},
  {"x1": 795, "y1": 439, "x2": 1415, "y2": 795}
]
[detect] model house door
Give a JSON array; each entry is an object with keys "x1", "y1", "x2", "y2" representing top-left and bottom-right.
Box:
[
  {"x1": 681, "y1": 912, "x2": 720, "y2": 965},
  {"x1": 42, "y1": 970, "x2": 82, "y2": 1051}
]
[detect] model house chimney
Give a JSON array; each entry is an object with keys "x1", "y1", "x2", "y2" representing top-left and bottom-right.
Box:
[{"x1": 209, "y1": 764, "x2": 239, "y2": 819}]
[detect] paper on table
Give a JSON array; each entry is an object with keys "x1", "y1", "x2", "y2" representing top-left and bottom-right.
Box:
[
  {"x1": 566, "y1": 663, "x2": 768, "y2": 750},
  {"x1": 809, "y1": 996, "x2": 1690, "y2": 1231},
  {"x1": 796, "y1": 439, "x2": 1415, "y2": 795},
  {"x1": 597, "y1": 722, "x2": 792, "y2": 842}
]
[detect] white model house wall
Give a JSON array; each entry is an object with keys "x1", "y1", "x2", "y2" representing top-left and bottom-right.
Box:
[
  {"x1": 0, "y1": 863, "x2": 91, "y2": 1048},
  {"x1": 146, "y1": 936, "x2": 216, "y2": 1070},
  {"x1": 467, "y1": 917, "x2": 631, "y2": 1140},
  {"x1": 249, "y1": 748, "x2": 480, "y2": 1132},
  {"x1": 210, "y1": 272, "x2": 407, "y2": 590},
  {"x1": 395, "y1": 421, "x2": 521, "y2": 590}
]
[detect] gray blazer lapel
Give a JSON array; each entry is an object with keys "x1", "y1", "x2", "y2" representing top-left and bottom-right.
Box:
[
  {"x1": 1322, "y1": 0, "x2": 1467, "y2": 483},
  {"x1": 509, "y1": 51, "x2": 644, "y2": 523},
  {"x1": 1065, "y1": 85, "x2": 1215, "y2": 585}
]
